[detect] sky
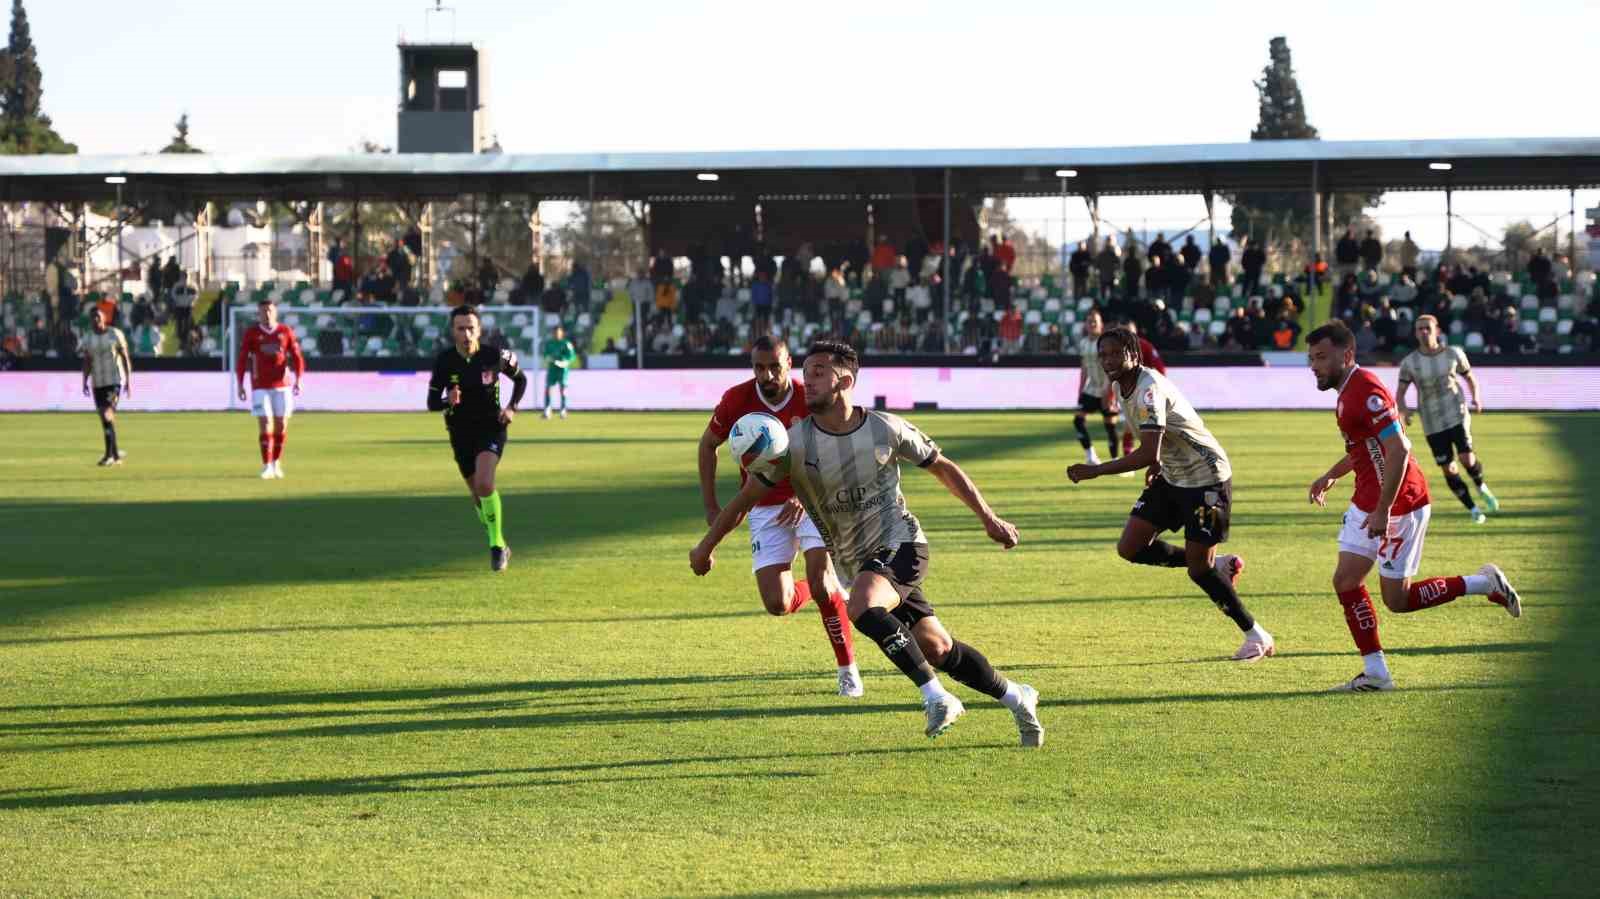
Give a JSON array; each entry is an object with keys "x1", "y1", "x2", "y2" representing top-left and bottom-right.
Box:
[{"x1": 26, "y1": 0, "x2": 1600, "y2": 253}]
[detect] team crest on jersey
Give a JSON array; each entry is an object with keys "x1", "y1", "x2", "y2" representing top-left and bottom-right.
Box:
[
  {"x1": 1367, "y1": 394, "x2": 1385, "y2": 412},
  {"x1": 874, "y1": 445, "x2": 892, "y2": 465},
  {"x1": 481, "y1": 369, "x2": 495, "y2": 385},
  {"x1": 1204, "y1": 491, "x2": 1219, "y2": 506}
]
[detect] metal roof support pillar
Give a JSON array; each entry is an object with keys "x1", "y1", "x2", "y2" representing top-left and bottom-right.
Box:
[
  {"x1": 1571, "y1": 187, "x2": 1579, "y2": 274},
  {"x1": 942, "y1": 166, "x2": 952, "y2": 352},
  {"x1": 586, "y1": 172, "x2": 596, "y2": 280},
  {"x1": 1203, "y1": 190, "x2": 1214, "y2": 248},
  {"x1": 352, "y1": 192, "x2": 363, "y2": 285},
  {"x1": 1445, "y1": 187, "x2": 1453, "y2": 260},
  {"x1": 470, "y1": 192, "x2": 479, "y2": 276},
  {"x1": 1320, "y1": 190, "x2": 1332, "y2": 259},
  {"x1": 1085, "y1": 194, "x2": 1100, "y2": 247},
  {"x1": 1310, "y1": 161, "x2": 1322, "y2": 269}
]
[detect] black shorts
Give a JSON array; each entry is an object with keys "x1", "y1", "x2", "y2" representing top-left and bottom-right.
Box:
[
  {"x1": 1424, "y1": 423, "x2": 1473, "y2": 466},
  {"x1": 93, "y1": 385, "x2": 121, "y2": 412},
  {"x1": 1078, "y1": 392, "x2": 1111, "y2": 416},
  {"x1": 450, "y1": 426, "x2": 507, "y2": 479},
  {"x1": 1131, "y1": 477, "x2": 1232, "y2": 547},
  {"x1": 859, "y1": 542, "x2": 936, "y2": 628}
]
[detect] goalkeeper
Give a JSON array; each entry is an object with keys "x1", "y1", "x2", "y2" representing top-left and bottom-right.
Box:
[{"x1": 542, "y1": 324, "x2": 578, "y2": 419}]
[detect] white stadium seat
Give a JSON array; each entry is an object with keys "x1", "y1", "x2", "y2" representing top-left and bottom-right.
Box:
[
  {"x1": 1539, "y1": 307, "x2": 1557, "y2": 323},
  {"x1": 1465, "y1": 332, "x2": 1484, "y2": 349}
]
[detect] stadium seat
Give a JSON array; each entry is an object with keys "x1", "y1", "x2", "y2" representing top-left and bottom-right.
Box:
[
  {"x1": 299, "y1": 289, "x2": 314, "y2": 305},
  {"x1": 1194, "y1": 308, "x2": 1212, "y2": 324},
  {"x1": 1464, "y1": 332, "x2": 1484, "y2": 350},
  {"x1": 1520, "y1": 319, "x2": 1538, "y2": 336},
  {"x1": 1520, "y1": 295, "x2": 1537, "y2": 312},
  {"x1": 1208, "y1": 320, "x2": 1226, "y2": 338},
  {"x1": 1450, "y1": 295, "x2": 1468, "y2": 313},
  {"x1": 1539, "y1": 307, "x2": 1557, "y2": 323},
  {"x1": 1559, "y1": 343, "x2": 1575, "y2": 354},
  {"x1": 1557, "y1": 319, "x2": 1574, "y2": 336},
  {"x1": 1024, "y1": 310, "x2": 1042, "y2": 325},
  {"x1": 479, "y1": 313, "x2": 497, "y2": 328},
  {"x1": 1044, "y1": 298, "x2": 1062, "y2": 313},
  {"x1": 1558, "y1": 293, "x2": 1576, "y2": 312},
  {"x1": 364, "y1": 336, "x2": 383, "y2": 354},
  {"x1": 1076, "y1": 299, "x2": 1093, "y2": 314},
  {"x1": 577, "y1": 313, "x2": 593, "y2": 329},
  {"x1": 511, "y1": 312, "x2": 529, "y2": 327}
]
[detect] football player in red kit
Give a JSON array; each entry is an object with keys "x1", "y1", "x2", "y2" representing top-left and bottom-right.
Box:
[
  {"x1": 236, "y1": 297, "x2": 306, "y2": 479},
  {"x1": 1305, "y1": 320, "x2": 1521, "y2": 692},
  {"x1": 698, "y1": 337, "x2": 861, "y2": 697}
]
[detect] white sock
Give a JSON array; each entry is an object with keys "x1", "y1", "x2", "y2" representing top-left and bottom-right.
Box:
[
  {"x1": 918, "y1": 678, "x2": 950, "y2": 702},
  {"x1": 1246, "y1": 623, "x2": 1271, "y2": 641},
  {"x1": 838, "y1": 663, "x2": 858, "y2": 676},
  {"x1": 1363, "y1": 651, "x2": 1391, "y2": 680},
  {"x1": 998, "y1": 680, "x2": 1024, "y2": 711},
  {"x1": 1462, "y1": 574, "x2": 1492, "y2": 594}
]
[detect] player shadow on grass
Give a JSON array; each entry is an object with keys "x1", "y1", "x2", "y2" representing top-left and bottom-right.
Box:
[
  {"x1": 0, "y1": 744, "x2": 1003, "y2": 812},
  {"x1": 0, "y1": 479, "x2": 707, "y2": 628}
]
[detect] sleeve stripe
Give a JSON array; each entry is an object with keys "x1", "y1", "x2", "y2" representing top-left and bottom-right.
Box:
[{"x1": 1378, "y1": 421, "x2": 1401, "y2": 440}]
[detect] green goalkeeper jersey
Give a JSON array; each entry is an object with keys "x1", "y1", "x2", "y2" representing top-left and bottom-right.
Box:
[{"x1": 542, "y1": 338, "x2": 577, "y2": 370}]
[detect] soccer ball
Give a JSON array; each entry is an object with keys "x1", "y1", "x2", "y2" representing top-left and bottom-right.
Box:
[{"x1": 728, "y1": 412, "x2": 789, "y2": 479}]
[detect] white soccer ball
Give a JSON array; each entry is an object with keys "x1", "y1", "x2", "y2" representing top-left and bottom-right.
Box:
[{"x1": 727, "y1": 412, "x2": 789, "y2": 480}]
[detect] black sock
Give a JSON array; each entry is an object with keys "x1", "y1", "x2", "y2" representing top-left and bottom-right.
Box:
[
  {"x1": 935, "y1": 640, "x2": 1007, "y2": 700},
  {"x1": 851, "y1": 607, "x2": 935, "y2": 687},
  {"x1": 1105, "y1": 419, "x2": 1119, "y2": 458},
  {"x1": 1131, "y1": 539, "x2": 1186, "y2": 567},
  {"x1": 1466, "y1": 460, "x2": 1485, "y2": 488},
  {"x1": 1189, "y1": 566, "x2": 1256, "y2": 631},
  {"x1": 1444, "y1": 471, "x2": 1474, "y2": 510},
  {"x1": 101, "y1": 421, "x2": 116, "y2": 457},
  {"x1": 1073, "y1": 415, "x2": 1091, "y2": 450}
]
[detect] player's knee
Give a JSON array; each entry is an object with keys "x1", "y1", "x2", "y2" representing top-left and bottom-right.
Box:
[
  {"x1": 1332, "y1": 572, "x2": 1361, "y2": 593},
  {"x1": 1116, "y1": 539, "x2": 1142, "y2": 563},
  {"x1": 760, "y1": 590, "x2": 788, "y2": 616},
  {"x1": 1378, "y1": 589, "x2": 1408, "y2": 613},
  {"x1": 1442, "y1": 460, "x2": 1458, "y2": 476},
  {"x1": 917, "y1": 631, "x2": 952, "y2": 665}
]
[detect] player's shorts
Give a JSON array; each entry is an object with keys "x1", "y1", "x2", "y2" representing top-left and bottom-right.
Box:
[
  {"x1": 546, "y1": 366, "x2": 570, "y2": 387},
  {"x1": 746, "y1": 502, "x2": 826, "y2": 572},
  {"x1": 1337, "y1": 502, "x2": 1431, "y2": 580},
  {"x1": 250, "y1": 388, "x2": 293, "y2": 419},
  {"x1": 1078, "y1": 392, "x2": 1108, "y2": 415},
  {"x1": 1424, "y1": 422, "x2": 1473, "y2": 466},
  {"x1": 1131, "y1": 477, "x2": 1231, "y2": 546},
  {"x1": 92, "y1": 385, "x2": 121, "y2": 412},
  {"x1": 859, "y1": 542, "x2": 936, "y2": 628},
  {"x1": 449, "y1": 425, "x2": 507, "y2": 479}
]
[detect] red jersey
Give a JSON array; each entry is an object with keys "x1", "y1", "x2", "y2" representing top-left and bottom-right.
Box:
[
  {"x1": 1335, "y1": 367, "x2": 1429, "y2": 515},
  {"x1": 237, "y1": 323, "x2": 305, "y2": 390},
  {"x1": 709, "y1": 377, "x2": 808, "y2": 507},
  {"x1": 1138, "y1": 337, "x2": 1166, "y2": 374}
]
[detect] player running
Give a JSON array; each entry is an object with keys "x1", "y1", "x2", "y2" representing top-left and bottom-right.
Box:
[
  {"x1": 542, "y1": 324, "x2": 577, "y2": 420},
  {"x1": 1306, "y1": 320, "x2": 1521, "y2": 692},
  {"x1": 426, "y1": 305, "x2": 529, "y2": 572},
  {"x1": 1113, "y1": 319, "x2": 1165, "y2": 458},
  {"x1": 692, "y1": 339, "x2": 1043, "y2": 746},
  {"x1": 80, "y1": 305, "x2": 132, "y2": 467},
  {"x1": 697, "y1": 337, "x2": 862, "y2": 697},
  {"x1": 1073, "y1": 309, "x2": 1122, "y2": 467},
  {"x1": 1067, "y1": 327, "x2": 1274, "y2": 661},
  {"x1": 235, "y1": 297, "x2": 306, "y2": 479},
  {"x1": 1397, "y1": 315, "x2": 1497, "y2": 523}
]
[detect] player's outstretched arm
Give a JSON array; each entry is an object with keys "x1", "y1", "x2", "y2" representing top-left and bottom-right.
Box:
[
  {"x1": 697, "y1": 427, "x2": 726, "y2": 525},
  {"x1": 1464, "y1": 369, "x2": 1483, "y2": 414},
  {"x1": 691, "y1": 473, "x2": 774, "y2": 574},
  {"x1": 1396, "y1": 373, "x2": 1413, "y2": 424},
  {"x1": 1068, "y1": 430, "x2": 1161, "y2": 482},
  {"x1": 925, "y1": 455, "x2": 1018, "y2": 549}
]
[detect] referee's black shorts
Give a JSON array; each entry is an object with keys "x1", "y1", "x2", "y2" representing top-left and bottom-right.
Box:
[{"x1": 449, "y1": 425, "x2": 507, "y2": 479}]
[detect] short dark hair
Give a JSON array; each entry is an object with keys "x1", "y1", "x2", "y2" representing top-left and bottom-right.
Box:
[
  {"x1": 257, "y1": 296, "x2": 275, "y2": 307},
  {"x1": 751, "y1": 335, "x2": 787, "y2": 356},
  {"x1": 1307, "y1": 319, "x2": 1355, "y2": 350},
  {"x1": 805, "y1": 337, "x2": 859, "y2": 378},
  {"x1": 450, "y1": 305, "x2": 480, "y2": 323},
  {"x1": 1096, "y1": 327, "x2": 1141, "y2": 364}
]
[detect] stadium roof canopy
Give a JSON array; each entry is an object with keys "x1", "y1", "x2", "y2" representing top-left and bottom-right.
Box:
[{"x1": 1, "y1": 137, "x2": 1597, "y2": 204}]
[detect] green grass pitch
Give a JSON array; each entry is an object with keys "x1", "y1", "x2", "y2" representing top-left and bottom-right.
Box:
[{"x1": 1, "y1": 409, "x2": 1596, "y2": 896}]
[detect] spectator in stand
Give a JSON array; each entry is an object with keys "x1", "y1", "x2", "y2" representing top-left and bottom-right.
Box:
[
  {"x1": 1166, "y1": 256, "x2": 1190, "y2": 310},
  {"x1": 844, "y1": 237, "x2": 869, "y2": 286},
  {"x1": 132, "y1": 320, "x2": 163, "y2": 356},
  {"x1": 1334, "y1": 272, "x2": 1361, "y2": 320},
  {"x1": 1354, "y1": 311, "x2": 1380, "y2": 354},
  {"x1": 998, "y1": 304, "x2": 1023, "y2": 353},
  {"x1": 1446, "y1": 265, "x2": 1472, "y2": 299},
  {"x1": 651, "y1": 248, "x2": 673, "y2": 285},
  {"x1": 1143, "y1": 253, "x2": 1166, "y2": 301},
  {"x1": 1400, "y1": 231, "x2": 1421, "y2": 279},
  {"x1": 1491, "y1": 307, "x2": 1534, "y2": 354},
  {"x1": 1179, "y1": 235, "x2": 1202, "y2": 271},
  {"x1": 387, "y1": 240, "x2": 413, "y2": 292},
  {"x1": 1040, "y1": 322, "x2": 1063, "y2": 353},
  {"x1": 332, "y1": 243, "x2": 355, "y2": 301},
  {"x1": 996, "y1": 233, "x2": 1017, "y2": 272},
  {"x1": 1147, "y1": 232, "x2": 1171, "y2": 265},
  {"x1": 1390, "y1": 273, "x2": 1418, "y2": 312},
  {"x1": 778, "y1": 253, "x2": 804, "y2": 319},
  {"x1": 541, "y1": 284, "x2": 567, "y2": 320},
  {"x1": 1095, "y1": 236, "x2": 1120, "y2": 300},
  {"x1": 375, "y1": 263, "x2": 397, "y2": 303},
  {"x1": 1269, "y1": 306, "x2": 1302, "y2": 351},
  {"x1": 1191, "y1": 273, "x2": 1216, "y2": 312},
  {"x1": 1304, "y1": 253, "x2": 1328, "y2": 292},
  {"x1": 1069, "y1": 241, "x2": 1092, "y2": 299},
  {"x1": 991, "y1": 263, "x2": 1013, "y2": 308},
  {"x1": 1122, "y1": 247, "x2": 1144, "y2": 302},
  {"x1": 568, "y1": 260, "x2": 592, "y2": 314},
  {"x1": 1469, "y1": 266, "x2": 1492, "y2": 298},
  {"x1": 1246, "y1": 298, "x2": 1272, "y2": 348},
  {"x1": 904, "y1": 232, "x2": 929, "y2": 285},
  {"x1": 823, "y1": 267, "x2": 848, "y2": 332},
  {"x1": 1572, "y1": 297, "x2": 1599, "y2": 351},
  {"x1": 161, "y1": 256, "x2": 183, "y2": 302},
  {"x1": 170, "y1": 282, "x2": 197, "y2": 340},
  {"x1": 1359, "y1": 230, "x2": 1383, "y2": 273},
  {"x1": 1334, "y1": 227, "x2": 1360, "y2": 281},
  {"x1": 920, "y1": 319, "x2": 947, "y2": 353},
  {"x1": 1464, "y1": 287, "x2": 1490, "y2": 330},
  {"x1": 1208, "y1": 238, "x2": 1231, "y2": 292},
  {"x1": 521, "y1": 261, "x2": 545, "y2": 305},
  {"x1": 627, "y1": 268, "x2": 653, "y2": 323},
  {"x1": 1224, "y1": 306, "x2": 1254, "y2": 350},
  {"x1": 1372, "y1": 297, "x2": 1399, "y2": 351},
  {"x1": 889, "y1": 256, "x2": 911, "y2": 304},
  {"x1": 1528, "y1": 248, "x2": 1553, "y2": 292},
  {"x1": 653, "y1": 279, "x2": 679, "y2": 326},
  {"x1": 750, "y1": 270, "x2": 774, "y2": 337},
  {"x1": 1239, "y1": 237, "x2": 1266, "y2": 293},
  {"x1": 146, "y1": 259, "x2": 162, "y2": 305},
  {"x1": 27, "y1": 316, "x2": 49, "y2": 356},
  {"x1": 977, "y1": 239, "x2": 999, "y2": 284},
  {"x1": 870, "y1": 235, "x2": 897, "y2": 282}
]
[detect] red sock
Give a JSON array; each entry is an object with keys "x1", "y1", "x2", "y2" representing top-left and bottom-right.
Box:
[
  {"x1": 817, "y1": 591, "x2": 855, "y2": 666},
  {"x1": 785, "y1": 579, "x2": 812, "y2": 615},
  {"x1": 1404, "y1": 576, "x2": 1465, "y2": 612},
  {"x1": 259, "y1": 433, "x2": 274, "y2": 464},
  {"x1": 1337, "y1": 587, "x2": 1383, "y2": 655},
  {"x1": 272, "y1": 429, "x2": 286, "y2": 462}
]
